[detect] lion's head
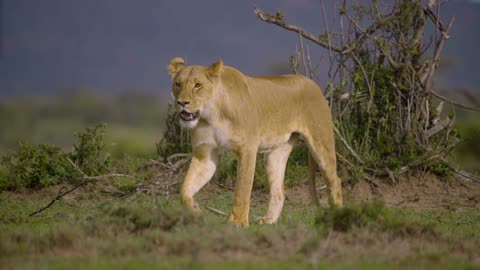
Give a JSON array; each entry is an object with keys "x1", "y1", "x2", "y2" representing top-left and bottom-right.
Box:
[{"x1": 167, "y1": 57, "x2": 223, "y2": 129}]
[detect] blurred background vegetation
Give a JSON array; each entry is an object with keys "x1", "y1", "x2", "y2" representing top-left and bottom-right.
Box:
[
  {"x1": 0, "y1": 90, "x2": 168, "y2": 159},
  {"x1": 451, "y1": 105, "x2": 480, "y2": 173},
  {"x1": 0, "y1": 88, "x2": 478, "y2": 183}
]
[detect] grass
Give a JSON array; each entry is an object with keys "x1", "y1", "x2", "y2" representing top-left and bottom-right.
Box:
[
  {"x1": 1, "y1": 93, "x2": 479, "y2": 269},
  {"x1": 1, "y1": 186, "x2": 479, "y2": 270}
]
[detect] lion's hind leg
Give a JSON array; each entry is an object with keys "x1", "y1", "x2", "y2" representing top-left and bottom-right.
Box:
[
  {"x1": 303, "y1": 130, "x2": 343, "y2": 207},
  {"x1": 256, "y1": 142, "x2": 294, "y2": 224}
]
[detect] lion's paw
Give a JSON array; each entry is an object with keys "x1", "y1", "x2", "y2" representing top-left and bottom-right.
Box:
[
  {"x1": 256, "y1": 216, "x2": 277, "y2": 225},
  {"x1": 191, "y1": 202, "x2": 203, "y2": 214},
  {"x1": 227, "y1": 213, "x2": 249, "y2": 227}
]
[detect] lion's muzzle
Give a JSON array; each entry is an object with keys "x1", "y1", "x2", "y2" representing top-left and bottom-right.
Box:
[{"x1": 180, "y1": 110, "x2": 200, "y2": 122}]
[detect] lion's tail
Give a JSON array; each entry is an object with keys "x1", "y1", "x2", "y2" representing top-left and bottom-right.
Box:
[{"x1": 308, "y1": 152, "x2": 320, "y2": 206}]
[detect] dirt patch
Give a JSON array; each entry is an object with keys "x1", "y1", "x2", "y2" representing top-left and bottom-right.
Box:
[
  {"x1": 197, "y1": 173, "x2": 480, "y2": 211},
  {"x1": 11, "y1": 172, "x2": 480, "y2": 214},
  {"x1": 348, "y1": 174, "x2": 480, "y2": 210}
]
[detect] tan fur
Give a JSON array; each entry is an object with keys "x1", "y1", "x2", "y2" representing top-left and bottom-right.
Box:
[{"x1": 168, "y1": 57, "x2": 343, "y2": 226}]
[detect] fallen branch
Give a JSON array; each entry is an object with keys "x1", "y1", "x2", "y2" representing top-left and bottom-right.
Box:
[
  {"x1": 29, "y1": 179, "x2": 96, "y2": 217},
  {"x1": 29, "y1": 160, "x2": 143, "y2": 217},
  {"x1": 205, "y1": 206, "x2": 227, "y2": 216},
  {"x1": 167, "y1": 153, "x2": 190, "y2": 164},
  {"x1": 316, "y1": 185, "x2": 327, "y2": 191},
  {"x1": 85, "y1": 174, "x2": 142, "y2": 182}
]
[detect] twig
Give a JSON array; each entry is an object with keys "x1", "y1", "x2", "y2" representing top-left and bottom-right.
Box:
[
  {"x1": 165, "y1": 181, "x2": 181, "y2": 188},
  {"x1": 68, "y1": 157, "x2": 142, "y2": 182},
  {"x1": 431, "y1": 90, "x2": 480, "y2": 112},
  {"x1": 438, "y1": 157, "x2": 480, "y2": 184},
  {"x1": 167, "y1": 153, "x2": 190, "y2": 164},
  {"x1": 205, "y1": 206, "x2": 227, "y2": 216},
  {"x1": 254, "y1": 7, "x2": 344, "y2": 53},
  {"x1": 298, "y1": 33, "x2": 308, "y2": 76},
  {"x1": 336, "y1": 153, "x2": 355, "y2": 168},
  {"x1": 29, "y1": 179, "x2": 96, "y2": 217},
  {"x1": 333, "y1": 125, "x2": 365, "y2": 164},
  {"x1": 424, "y1": 6, "x2": 446, "y2": 32},
  {"x1": 422, "y1": 17, "x2": 454, "y2": 92},
  {"x1": 85, "y1": 174, "x2": 142, "y2": 182},
  {"x1": 67, "y1": 158, "x2": 86, "y2": 177},
  {"x1": 316, "y1": 185, "x2": 327, "y2": 191},
  {"x1": 343, "y1": 11, "x2": 366, "y2": 34},
  {"x1": 320, "y1": 0, "x2": 334, "y2": 73},
  {"x1": 29, "y1": 161, "x2": 143, "y2": 217}
]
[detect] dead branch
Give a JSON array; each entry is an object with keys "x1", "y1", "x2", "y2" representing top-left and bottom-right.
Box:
[
  {"x1": 316, "y1": 185, "x2": 327, "y2": 191},
  {"x1": 29, "y1": 179, "x2": 96, "y2": 217},
  {"x1": 425, "y1": 117, "x2": 453, "y2": 138},
  {"x1": 373, "y1": 37, "x2": 400, "y2": 69},
  {"x1": 29, "y1": 160, "x2": 144, "y2": 217},
  {"x1": 338, "y1": 11, "x2": 397, "y2": 55},
  {"x1": 298, "y1": 33, "x2": 309, "y2": 76},
  {"x1": 85, "y1": 174, "x2": 142, "y2": 182},
  {"x1": 422, "y1": 17, "x2": 454, "y2": 92},
  {"x1": 254, "y1": 7, "x2": 344, "y2": 53},
  {"x1": 333, "y1": 125, "x2": 365, "y2": 164},
  {"x1": 167, "y1": 153, "x2": 190, "y2": 164},
  {"x1": 424, "y1": 6, "x2": 447, "y2": 33},
  {"x1": 431, "y1": 90, "x2": 480, "y2": 112},
  {"x1": 320, "y1": 0, "x2": 334, "y2": 70},
  {"x1": 206, "y1": 206, "x2": 227, "y2": 216},
  {"x1": 438, "y1": 157, "x2": 480, "y2": 184},
  {"x1": 135, "y1": 153, "x2": 190, "y2": 198}
]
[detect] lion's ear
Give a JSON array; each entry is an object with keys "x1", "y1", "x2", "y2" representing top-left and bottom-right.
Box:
[
  {"x1": 206, "y1": 59, "x2": 223, "y2": 80},
  {"x1": 167, "y1": 57, "x2": 185, "y2": 79}
]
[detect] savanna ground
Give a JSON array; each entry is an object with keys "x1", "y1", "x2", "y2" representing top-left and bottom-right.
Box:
[
  {"x1": 1, "y1": 93, "x2": 480, "y2": 269},
  {"x1": 2, "y1": 175, "x2": 480, "y2": 269}
]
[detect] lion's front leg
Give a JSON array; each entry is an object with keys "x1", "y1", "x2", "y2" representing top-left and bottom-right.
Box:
[
  {"x1": 228, "y1": 147, "x2": 257, "y2": 226},
  {"x1": 180, "y1": 145, "x2": 217, "y2": 213}
]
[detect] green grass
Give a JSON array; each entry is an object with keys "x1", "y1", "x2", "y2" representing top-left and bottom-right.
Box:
[{"x1": 1, "y1": 188, "x2": 479, "y2": 270}]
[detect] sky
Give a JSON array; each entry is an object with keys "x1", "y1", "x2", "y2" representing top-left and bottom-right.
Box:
[{"x1": 0, "y1": 0, "x2": 479, "y2": 97}]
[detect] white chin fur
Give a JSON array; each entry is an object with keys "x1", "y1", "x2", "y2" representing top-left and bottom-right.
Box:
[{"x1": 180, "y1": 119, "x2": 199, "y2": 129}]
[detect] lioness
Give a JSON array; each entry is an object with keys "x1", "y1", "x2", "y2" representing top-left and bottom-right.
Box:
[{"x1": 167, "y1": 57, "x2": 343, "y2": 225}]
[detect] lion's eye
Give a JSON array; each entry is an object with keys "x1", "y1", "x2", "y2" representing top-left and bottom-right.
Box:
[
  {"x1": 174, "y1": 82, "x2": 181, "y2": 88},
  {"x1": 194, "y1": 83, "x2": 202, "y2": 89}
]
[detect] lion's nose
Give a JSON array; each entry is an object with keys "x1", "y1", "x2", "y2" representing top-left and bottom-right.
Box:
[{"x1": 177, "y1": 100, "x2": 190, "y2": 107}]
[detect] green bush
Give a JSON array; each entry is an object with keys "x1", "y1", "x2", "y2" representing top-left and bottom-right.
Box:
[
  {"x1": 0, "y1": 124, "x2": 111, "y2": 191},
  {"x1": 0, "y1": 143, "x2": 78, "y2": 190},
  {"x1": 156, "y1": 102, "x2": 191, "y2": 159},
  {"x1": 455, "y1": 122, "x2": 480, "y2": 162},
  {"x1": 69, "y1": 123, "x2": 110, "y2": 176}
]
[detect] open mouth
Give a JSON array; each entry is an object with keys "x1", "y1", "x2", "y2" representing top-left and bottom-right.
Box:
[{"x1": 180, "y1": 110, "x2": 200, "y2": 121}]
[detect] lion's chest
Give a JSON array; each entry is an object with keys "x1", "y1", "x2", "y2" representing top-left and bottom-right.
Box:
[
  {"x1": 191, "y1": 119, "x2": 294, "y2": 153},
  {"x1": 191, "y1": 120, "x2": 235, "y2": 150}
]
